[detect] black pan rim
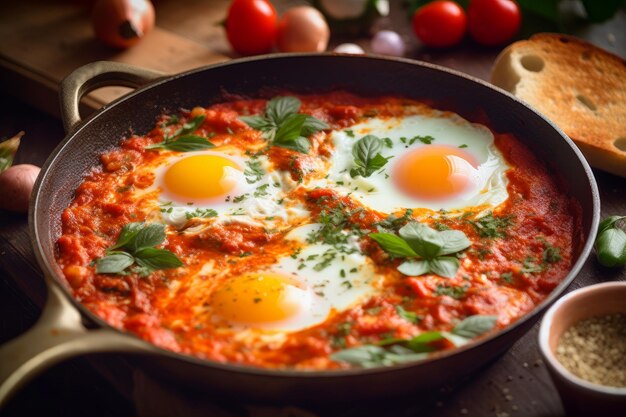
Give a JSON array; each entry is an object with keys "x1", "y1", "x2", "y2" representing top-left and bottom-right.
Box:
[{"x1": 29, "y1": 52, "x2": 601, "y2": 379}]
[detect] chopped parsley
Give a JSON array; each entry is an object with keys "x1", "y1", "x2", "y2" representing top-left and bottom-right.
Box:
[{"x1": 469, "y1": 212, "x2": 515, "y2": 238}]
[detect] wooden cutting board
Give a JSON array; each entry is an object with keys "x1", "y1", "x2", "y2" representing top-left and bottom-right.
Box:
[{"x1": 0, "y1": 0, "x2": 235, "y2": 118}]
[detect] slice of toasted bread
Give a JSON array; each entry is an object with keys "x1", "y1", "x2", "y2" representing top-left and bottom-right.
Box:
[{"x1": 491, "y1": 33, "x2": 626, "y2": 178}]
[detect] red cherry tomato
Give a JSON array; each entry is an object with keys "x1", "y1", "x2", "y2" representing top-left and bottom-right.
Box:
[
  {"x1": 226, "y1": 0, "x2": 277, "y2": 55},
  {"x1": 412, "y1": 1, "x2": 467, "y2": 48},
  {"x1": 468, "y1": 0, "x2": 521, "y2": 46}
]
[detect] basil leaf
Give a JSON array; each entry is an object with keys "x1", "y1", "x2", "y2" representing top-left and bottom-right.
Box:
[
  {"x1": 128, "y1": 224, "x2": 166, "y2": 252},
  {"x1": 96, "y1": 252, "x2": 135, "y2": 274},
  {"x1": 274, "y1": 113, "x2": 307, "y2": 143},
  {"x1": 406, "y1": 331, "x2": 444, "y2": 352},
  {"x1": 595, "y1": 228, "x2": 626, "y2": 267},
  {"x1": 331, "y1": 345, "x2": 427, "y2": 368},
  {"x1": 240, "y1": 115, "x2": 274, "y2": 131},
  {"x1": 438, "y1": 230, "x2": 471, "y2": 255},
  {"x1": 353, "y1": 135, "x2": 383, "y2": 167},
  {"x1": 452, "y1": 315, "x2": 498, "y2": 339},
  {"x1": 598, "y1": 215, "x2": 626, "y2": 234},
  {"x1": 369, "y1": 233, "x2": 417, "y2": 257},
  {"x1": 158, "y1": 135, "x2": 215, "y2": 152},
  {"x1": 395, "y1": 305, "x2": 421, "y2": 324},
  {"x1": 429, "y1": 256, "x2": 460, "y2": 278},
  {"x1": 110, "y1": 222, "x2": 144, "y2": 250},
  {"x1": 174, "y1": 115, "x2": 206, "y2": 137},
  {"x1": 441, "y1": 331, "x2": 471, "y2": 347},
  {"x1": 277, "y1": 136, "x2": 310, "y2": 154},
  {"x1": 267, "y1": 96, "x2": 301, "y2": 125},
  {"x1": 397, "y1": 259, "x2": 430, "y2": 276},
  {"x1": 399, "y1": 222, "x2": 443, "y2": 258},
  {"x1": 134, "y1": 247, "x2": 183, "y2": 270},
  {"x1": 301, "y1": 115, "x2": 329, "y2": 137}
]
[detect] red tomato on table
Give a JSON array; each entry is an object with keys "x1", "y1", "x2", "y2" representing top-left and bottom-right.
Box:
[
  {"x1": 226, "y1": 0, "x2": 277, "y2": 55},
  {"x1": 468, "y1": 0, "x2": 522, "y2": 46},
  {"x1": 412, "y1": 1, "x2": 467, "y2": 48}
]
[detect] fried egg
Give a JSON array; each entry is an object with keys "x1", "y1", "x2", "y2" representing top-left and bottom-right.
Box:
[
  {"x1": 145, "y1": 148, "x2": 308, "y2": 228},
  {"x1": 317, "y1": 112, "x2": 509, "y2": 213},
  {"x1": 209, "y1": 223, "x2": 380, "y2": 332}
]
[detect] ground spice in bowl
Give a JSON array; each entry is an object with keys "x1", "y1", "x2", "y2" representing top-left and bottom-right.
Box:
[{"x1": 555, "y1": 313, "x2": 626, "y2": 388}]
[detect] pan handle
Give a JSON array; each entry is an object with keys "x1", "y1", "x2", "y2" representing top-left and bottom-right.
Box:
[
  {"x1": 60, "y1": 61, "x2": 165, "y2": 134},
  {"x1": 0, "y1": 281, "x2": 151, "y2": 408}
]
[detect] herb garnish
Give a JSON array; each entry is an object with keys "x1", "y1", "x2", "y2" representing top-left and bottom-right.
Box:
[
  {"x1": 185, "y1": 208, "x2": 218, "y2": 220},
  {"x1": 469, "y1": 212, "x2": 515, "y2": 238},
  {"x1": 395, "y1": 305, "x2": 422, "y2": 324},
  {"x1": 96, "y1": 223, "x2": 183, "y2": 276},
  {"x1": 147, "y1": 115, "x2": 215, "y2": 152},
  {"x1": 350, "y1": 135, "x2": 391, "y2": 178},
  {"x1": 370, "y1": 222, "x2": 471, "y2": 278},
  {"x1": 434, "y1": 283, "x2": 469, "y2": 299},
  {"x1": 244, "y1": 158, "x2": 265, "y2": 184},
  {"x1": 240, "y1": 96, "x2": 328, "y2": 154},
  {"x1": 331, "y1": 315, "x2": 497, "y2": 368}
]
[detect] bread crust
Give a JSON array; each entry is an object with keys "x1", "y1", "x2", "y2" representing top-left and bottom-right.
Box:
[{"x1": 491, "y1": 33, "x2": 626, "y2": 178}]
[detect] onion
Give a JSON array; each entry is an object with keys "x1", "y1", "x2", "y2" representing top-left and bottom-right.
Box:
[
  {"x1": 92, "y1": 0, "x2": 155, "y2": 49},
  {"x1": 371, "y1": 30, "x2": 406, "y2": 57},
  {"x1": 0, "y1": 164, "x2": 40, "y2": 213},
  {"x1": 277, "y1": 6, "x2": 330, "y2": 53}
]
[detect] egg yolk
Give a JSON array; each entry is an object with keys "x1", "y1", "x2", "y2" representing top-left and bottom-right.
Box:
[
  {"x1": 393, "y1": 145, "x2": 479, "y2": 200},
  {"x1": 211, "y1": 273, "x2": 308, "y2": 326},
  {"x1": 163, "y1": 154, "x2": 240, "y2": 201}
]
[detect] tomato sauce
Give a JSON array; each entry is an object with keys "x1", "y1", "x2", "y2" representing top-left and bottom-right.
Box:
[{"x1": 55, "y1": 92, "x2": 582, "y2": 369}]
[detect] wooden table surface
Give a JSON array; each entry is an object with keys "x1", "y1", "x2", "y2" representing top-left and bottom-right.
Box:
[{"x1": 1, "y1": 1, "x2": 625, "y2": 416}]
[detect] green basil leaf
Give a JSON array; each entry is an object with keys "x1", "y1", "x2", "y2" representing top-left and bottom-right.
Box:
[
  {"x1": 395, "y1": 306, "x2": 421, "y2": 324},
  {"x1": 96, "y1": 252, "x2": 135, "y2": 274},
  {"x1": 175, "y1": 115, "x2": 206, "y2": 137},
  {"x1": 301, "y1": 115, "x2": 329, "y2": 137},
  {"x1": 240, "y1": 115, "x2": 274, "y2": 131},
  {"x1": 452, "y1": 315, "x2": 498, "y2": 339},
  {"x1": 406, "y1": 331, "x2": 444, "y2": 352},
  {"x1": 110, "y1": 222, "x2": 144, "y2": 250},
  {"x1": 397, "y1": 259, "x2": 430, "y2": 276},
  {"x1": 399, "y1": 222, "x2": 443, "y2": 258},
  {"x1": 441, "y1": 331, "x2": 471, "y2": 347},
  {"x1": 134, "y1": 247, "x2": 183, "y2": 270},
  {"x1": 429, "y1": 256, "x2": 460, "y2": 278},
  {"x1": 367, "y1": 153, "x2": 390, "y2": 172},
  {"x1": 274, "y1": 113, "x2": 308, "y2": 144},
  {"x1": 266, "y1": 96, "x2": 301, "y2": 125},
  {"x1": 128, "y1": 224, "x2": 166, "y2": 252},
  {"x1": 331, "y1": 345, "x2": 427, "y2": 368},
  {"x1": 595, "y1": 228, "x2": 626, "y2": 267},
  {"x1": 277, "y1": 136, "x2": 311, "y2": 154},
  {"x1": 162, "y1": 135, "x2": 216, "y2": 152},
  {"x1": 438, "y1": 230, "x2": 472, "y2": 255},
  {"x1": 369, "y1": 233, "x2": 417, "y2": 257},
  {"x1": 353, "y1": 135, "x2": 383, "y2": 168},
  {"x1": 598, "y1": 215, "x2": 626, "y2": 234}
]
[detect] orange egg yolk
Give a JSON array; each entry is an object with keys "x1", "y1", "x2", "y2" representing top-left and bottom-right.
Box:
[
  {"x1": 393, "y1": 145, "x2": 479, "y2": 200},
  {"x1": 211, "y1": 273, "x2": 306, "y2": 325},
  {"x1": 163, "y1": 154, "x2": 240, "y2": 201}
]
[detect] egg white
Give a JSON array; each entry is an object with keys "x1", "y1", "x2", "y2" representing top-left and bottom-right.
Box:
[
  {"x1": 143, "y1": 149, "x2": 309, "y2": 229},
  {"x1": 311, "y1": 113, "x2": 510, "y2": 213}
]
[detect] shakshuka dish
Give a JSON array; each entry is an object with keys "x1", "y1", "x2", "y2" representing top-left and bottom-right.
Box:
[{"x1": 56, "y1": 92, "x2": 581, "y2": 369}]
